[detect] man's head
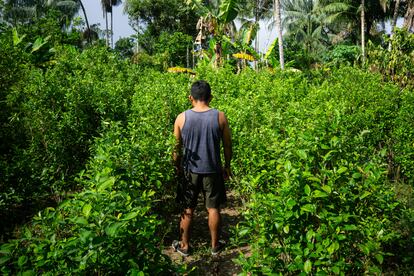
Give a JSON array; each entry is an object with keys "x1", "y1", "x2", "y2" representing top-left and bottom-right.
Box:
[{"x1": 191, "y1": 80, "x2": 211, "y2": 102}]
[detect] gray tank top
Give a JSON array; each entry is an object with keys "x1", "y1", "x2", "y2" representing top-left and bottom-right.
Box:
[{"x1": 181, "y1": 109, "x2": 222, "y2": 173}]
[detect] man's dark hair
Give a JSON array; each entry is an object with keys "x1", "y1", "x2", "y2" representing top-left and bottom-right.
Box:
[{"x1": 191, "y1": 80, "x2": 211, "y2": 101}]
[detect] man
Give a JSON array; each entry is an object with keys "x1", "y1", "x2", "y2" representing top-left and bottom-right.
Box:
[{"x1": 172, "y1": 80, "x2": 232, "y2": 257}]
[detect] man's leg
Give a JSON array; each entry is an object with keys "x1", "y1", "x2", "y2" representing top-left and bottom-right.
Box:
[
  {"x1": 207, "y1": 207, "x2": 221, "y2": 248},
  {"x1": 180, "y1": 208, "x2": 194, "y2": 250}
]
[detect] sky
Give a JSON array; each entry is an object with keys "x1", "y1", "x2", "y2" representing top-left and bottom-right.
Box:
[
  {"x1": 80, "y1": 1, "x2": 277, "y2": 53},
  {"x1": 82, "y1": 1, "x2": 135, "y2": 43}
]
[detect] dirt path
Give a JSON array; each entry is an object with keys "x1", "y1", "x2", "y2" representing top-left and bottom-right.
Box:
[{"x1": 162, "y1": 190, "x2": 249, "y2": 275}]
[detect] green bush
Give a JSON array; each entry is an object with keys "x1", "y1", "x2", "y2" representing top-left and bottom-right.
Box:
[
  {"x1": 392, "y1": 90, "x2": 414, "y2": 183},
  {"x1": 1, "y1": 45, "x2": 141, "y2": 206},
  {"x1": 368, "y1": 28, "x2": 414, "y2": 88},
  {"x1": 1, "y1": 118, "x2": 180, "y2": 274},
  {"x1": 323, "y1": 44, "x2": 361, "y2": 67},
  {"x1": 1, "y1": 55, "x2": 413, "y2": 274},
  {"x1": 222, "y1": 67, "x2": 410, "y2": 274}
]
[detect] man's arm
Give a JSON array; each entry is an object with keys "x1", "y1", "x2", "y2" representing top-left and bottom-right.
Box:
[
  {"x1": 219, "y1": 112, "x2": 232, "y2": 177},
  {"x1": 173, "y1": 113, "x2": 184, "y2": 172}
]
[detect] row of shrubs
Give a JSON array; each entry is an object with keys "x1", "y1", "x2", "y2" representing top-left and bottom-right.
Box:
[
  {"x1": 204, "y1": 67, "x2": 414, "y2": 274},
  {"x1": 1, "y1": 34, "x2": 413, "y2": 273}
]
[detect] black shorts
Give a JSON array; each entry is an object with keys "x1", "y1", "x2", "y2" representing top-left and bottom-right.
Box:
[{"x1": 176, "y1": 171, "x2": 226, "y2": 209}]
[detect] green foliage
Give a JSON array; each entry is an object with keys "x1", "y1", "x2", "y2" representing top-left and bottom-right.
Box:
[
  {"x1": 0, "y1": 44, "x2": 140, "y2": 216},
  {"x1": 282, "y1": 0, "x2": 329, "y2": 58},
  {"x1": 368, "y1": 28, "x2": 414, "y2": 88},
  {"x1": 1, "y1": 70, "x2": 191, "y2": 274},
  {"x1": 194, "y1": 67, "x2": 411, "y2": 274},
  {"x1": 1, "y1": 38, "x2": 413, "y2": 274},
  {"x1": 1, "y1": 162, "x2": 175, "y2": 274},
  {"x1": 6, "y1": 9, "x2": 84, "y2": 49},
  {"x1": 125, "y1": 0, "x2": 198, "y2": 53},
  {"x1": 392, "y1": 90, "x2": 414, "y2": 183},
  {"x1": 323, "y1": 44, "x2": 361, "y2": 67},
  {"x1": 0, "y1": 28, "x2": 30, "y2": 210},
  {"x1": 114, "y1": 36, "x2": 135, "y2": 59},
  {"x1": 154, "y1": 31, "x2": 193, "y2": 67},
  {"x1": 131, "y1": 52, "x2": 168, "y2": 70},
  {"x1": 268, "y1": 35, "x2": 314, "y2": 70},
  {"x1": 218, "y1": 0, "x2": 240, "y2": 23}
]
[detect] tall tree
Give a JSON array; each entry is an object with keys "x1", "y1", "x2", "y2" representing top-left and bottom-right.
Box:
[
  {"x1": 125, "y1": 0, "x2": 198, "y2": 53},
  {"x1": 0, "y1": 0, "x2": 4, "y2": 27},
  {"x1": 274, "y1": 0, "x2": 284, "y2": 69},
  {"x1": 4, "y1": 0, "x2": 87, "y2": 29},
  {"x1": 316, "y1": 0, "x2": 390, "y2": 46},
  {"x1": 76, "y1": 0, "x2": 91, "y2": 43},
  {"x1": 282, "y1": 0, "x2": 329, "y2": 59},
  {"x1": 101, "y1": 0, "x2": 110, "y2": 46},
  {"x1": 391, "y1": 0, "x2": 401, "y2": 35},
  {"x1": 403, "y1": 0, "x2": 414, "y2": 31},
  {"x1": 361, "y1": 0, "x2": 365, "y2": 63},
  {"x1": 101, "y1": 0, "x2": 121, "y2": 47}
]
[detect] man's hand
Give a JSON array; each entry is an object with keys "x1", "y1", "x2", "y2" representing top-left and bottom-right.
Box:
[
  {"x1": 175, "y1": 165, "x2": 183, "y2": 176},
  {"x1": 223, "y1": 166, "x2": 232, "y2": 181}
]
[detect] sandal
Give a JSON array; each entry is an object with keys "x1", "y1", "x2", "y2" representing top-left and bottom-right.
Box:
[
  {"x1": 211, "y1": 240, "x2": 226, "y2": 256},
  {"x1": 172, "y1": 240, "x2": 190, "y2": 257}
]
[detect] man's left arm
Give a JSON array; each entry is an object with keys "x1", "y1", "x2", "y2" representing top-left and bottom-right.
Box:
[{"x1": 219, "y1": 112, "x2": 232, "y2": 179}]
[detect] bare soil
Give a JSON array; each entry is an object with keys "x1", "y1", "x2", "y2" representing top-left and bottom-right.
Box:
[{"x1": 162, "y1": 190, "x2": 250, "y2": 275}]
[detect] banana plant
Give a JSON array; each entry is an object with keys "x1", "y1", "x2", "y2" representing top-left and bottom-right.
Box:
[
  {"x1": 12, "y1": 27, "x2": 55, "y2": 67},
  {"x1": 264, "y1": 37, "x2": 278, "y2": 67},
  {"x1": 264, "y1": 37, "x2": 296, "y2": 69},
  {"x1": 187, "y1": 0, "x2": 240, "y2": 67},
  {"x1": 221, "y1": 21, "x2": 260, "y2": 70}
]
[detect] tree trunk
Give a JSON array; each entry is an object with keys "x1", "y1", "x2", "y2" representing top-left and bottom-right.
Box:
[
  {"x1": 391, "y1": 0, "x2": 401, "y2": 34},
  {"x1": 274, "y1": 0, "x2": 284, "y2": 70},
  {"x1": 111, "y1": 10, "x2": 114, "y2": 48},
  {"x1": 389, "y1": 0, "x2": 401, "y2": 50},
  {"x1": 214, "y1": 42, "x2": 222, "y2": 68},
  {"x1": 254, "y1": 0, "x2": 259, "y2": 70},
  {"x1": 403, "y1": 0, "x2": 414, "y2": 32},
  {"x1": 78, "y1": 0, "x2": 91, "y2": 44},
  {"x1": 105, "y1": 11, "x2": 109, "y2": 47},
  {"x1": 186, "y1": 45, "x2": 189, "y2": 68},
  {"x1": 361, "y1": 0, "x2": 365, "y2": 64}
]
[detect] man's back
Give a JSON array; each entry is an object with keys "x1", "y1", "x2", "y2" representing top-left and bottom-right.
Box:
[{"x1": 181, "y1": 109, "x2": 221, "y2": 174}]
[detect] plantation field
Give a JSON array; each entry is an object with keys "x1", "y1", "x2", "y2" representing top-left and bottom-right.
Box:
[{"x1": 1, "y1": 46, "x2": 414, "y2": 274}]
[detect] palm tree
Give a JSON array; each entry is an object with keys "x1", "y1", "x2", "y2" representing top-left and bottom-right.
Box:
[
  {"x1": 4, "y1": 0, "x2": 93, "y2": 45},
  {"x1": 274, "y1": 0, "x2": 284, "y2": 69},
  {"x1": 101, "y1": 0, "x2": 110, "y2": 47},
  {"x1": 390, "y1": 0, "x2": 401, "y2": 35},
  {"x1": 101, "y1": 0, "x2": 122, "y2": 47},
  {"x1": 282, "y1": 0, "x2": 329, "y2": 57},
  {"x1": 77, "y1": 0, "x2": 91, "y2": 43},
  {"x1": 45, "y1": 0, "x2": 92, "y2": 43},
  {"x1": 403, "y1": 0, "x2": 414, "y2": 31},
  {"x1": 361, "y1": 0, "x2": 365, "y2": 64},
  {"x1": 4, "y1": 0, "x2": 45, "y2": 24}
]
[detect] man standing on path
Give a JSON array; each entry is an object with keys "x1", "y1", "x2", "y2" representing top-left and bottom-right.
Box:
[{"x1": 172, "y1": 80, "x2": 232, "y2": 257}]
